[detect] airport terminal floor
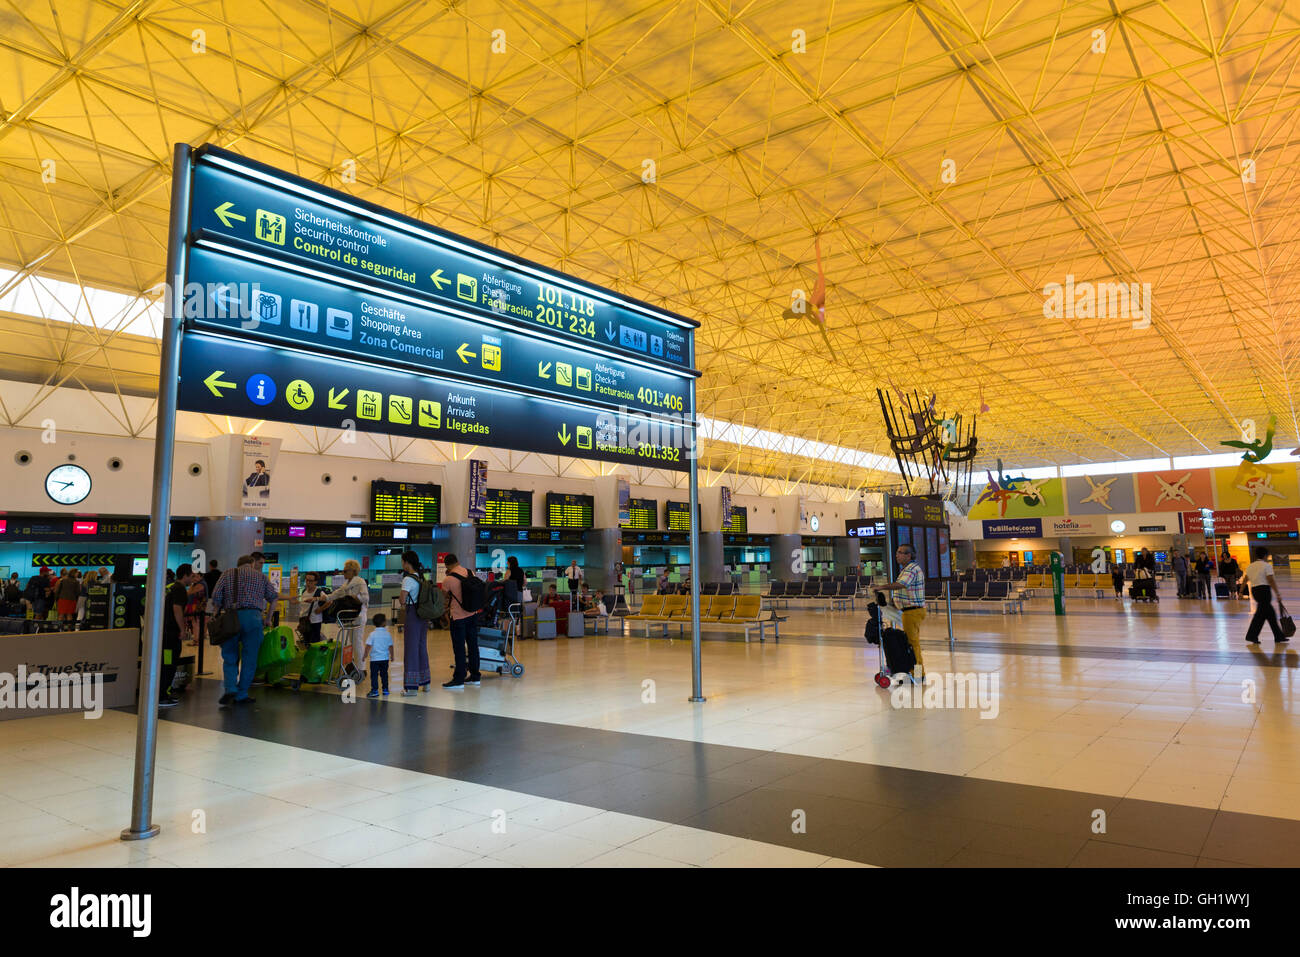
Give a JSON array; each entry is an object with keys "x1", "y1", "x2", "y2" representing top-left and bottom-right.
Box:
[{"x1": 4, "y1": 585, "x2": 1297, "y2": 869}]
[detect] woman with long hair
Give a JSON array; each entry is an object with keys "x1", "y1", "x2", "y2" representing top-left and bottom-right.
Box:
[{"x1": 400, "y1": 550, "x2": 431, "y2": 695}]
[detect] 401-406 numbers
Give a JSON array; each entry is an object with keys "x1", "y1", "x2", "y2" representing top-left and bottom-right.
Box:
[
  {"x1": 536, "y1": 283, "x2": 595, "y2": 338},
  {"x1": 635, "y1": 388, "x2": 683, "y2": 412}
]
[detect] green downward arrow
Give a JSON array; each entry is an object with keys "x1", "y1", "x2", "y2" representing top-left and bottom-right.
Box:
[{"x1": 557, "y1": 424, "x2": 571, "y2": 446}]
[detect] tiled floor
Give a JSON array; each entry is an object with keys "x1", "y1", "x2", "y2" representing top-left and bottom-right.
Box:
[{"x1": 3, "y1": 583, "x2": 1300, "y2": 867}]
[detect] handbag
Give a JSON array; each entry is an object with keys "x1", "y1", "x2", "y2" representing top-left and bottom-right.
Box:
[
  {"x1": 1280, "y1": 604, "x2": 1296, "y2": 638},
  {"x1": 209, "y1": 607, "x2": 241, "y2": 645},
  {"x1": 521, "y1": 588, "x2": 533, "y2": 603}
]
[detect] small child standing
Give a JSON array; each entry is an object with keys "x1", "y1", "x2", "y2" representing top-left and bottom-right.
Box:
[
  {"x1": 1111, "y1": 564, "x2": 1125, "y2": 600},
  {"x1": 365, "y1": 613, "x2": 394, "y2": 698}
]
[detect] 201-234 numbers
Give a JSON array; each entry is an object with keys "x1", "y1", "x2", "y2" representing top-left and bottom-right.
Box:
[{"x1": 536, "y1": 284, "x2": 595, "y2": 338}]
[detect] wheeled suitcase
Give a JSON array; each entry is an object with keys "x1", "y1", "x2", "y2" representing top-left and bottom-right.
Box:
[
  {"x1": 1214, "y1": 582, "x2": 1230, "y2": 599},
  {"x1": 881, "y1": 627, "x2": 917, "y2": 676}
]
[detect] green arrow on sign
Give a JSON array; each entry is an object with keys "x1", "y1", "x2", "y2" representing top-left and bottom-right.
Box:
[
  {"x1": 328, "y1": 387, "x2": 349, "y2": 409},
  {"x1": 538, "y1": 361, "x2": 552, "y2": 379},
  {"x1": 204, "y1": 370, "x2": 236, "y2": 397},
  {"x1": 457, "y1": 343, "x2": 476, "y2": 364},
  {"x1": 214, "y1": 202, "x2": 246, "y2": 228},
  {"x1": 430, "y1": 269, "x2": 450, "y2": 291},
  {"x1": 557, "y1": 424, "x2": 571, "y2": 446}
]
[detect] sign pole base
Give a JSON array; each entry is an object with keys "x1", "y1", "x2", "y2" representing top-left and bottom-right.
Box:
[{"x1": 120, "y1": 824, "x2": 161, "y2": 842}]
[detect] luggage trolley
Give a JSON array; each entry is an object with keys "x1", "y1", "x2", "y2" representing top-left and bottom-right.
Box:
[
  {"x1": 283, "y1": 610, "x2": 366, "y2": 691},
  {"x1": 864, "y1": 592, "x2": 921, "y2": 689},
  {"x1": 477, "y1": 602, "x2": 525, "y2": 678}
]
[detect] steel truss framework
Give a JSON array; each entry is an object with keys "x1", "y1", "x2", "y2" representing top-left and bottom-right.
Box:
[{"x1": 1, "y1": 0, "x2": 1299, "y2": 480}]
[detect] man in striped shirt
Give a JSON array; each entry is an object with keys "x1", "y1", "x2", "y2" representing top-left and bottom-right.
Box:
[{"x1": 878, "y1": 543, "x2": 927, "y2": 677}]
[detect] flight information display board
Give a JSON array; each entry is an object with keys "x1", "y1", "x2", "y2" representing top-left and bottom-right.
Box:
[
  {"x1": 547, "y1": 492, "x2": 594, "y2": 529},
  {"x1": 481, "y1": 488, "x2": 532, "y2": 527},
  {"x1": 370, "y1": 480, "x2": 441, "y2": 523},
  {"x1": 622, "y1": 498, "x2": 657, "y2": 530},
  {"x1": 722, "y1": 506, "x2": 748, "y2": 534},
  {"x1": 665, "y1": 501, "x2": 692, "y2": 531}
]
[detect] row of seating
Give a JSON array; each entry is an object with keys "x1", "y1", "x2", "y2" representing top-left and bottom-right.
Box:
[
  {"x1": 1024, "y1": 573, "x2": 1108, "y2": 597},
  {"x1": 926, "y1": 580, "x2": 1025, "y2": 614},
  {"x1": 764, "y1": 579, "x2": 859, "y2": 610},
  {"x1": 625, "y1": 594, "x2": 783, "y2": 642}
]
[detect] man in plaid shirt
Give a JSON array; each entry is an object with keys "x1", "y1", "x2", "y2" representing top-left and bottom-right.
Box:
[
  {"x1": 211, "y1": 553, "x2": 280, "y2": 706},
  {"x1": 879, "y1": 543, "x2": 927, "y2": 677}
]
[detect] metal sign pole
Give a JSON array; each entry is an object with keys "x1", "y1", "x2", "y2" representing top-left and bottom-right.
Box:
[
  {"x1": 945, "y1": 576, "x2": 955, "y2": 652},
  {"x1": 687, "y1": 376, "x2": 704, "y2": 702},
  {"x1": 122, "y1": 142, "x2": 190, "y2": 842}
]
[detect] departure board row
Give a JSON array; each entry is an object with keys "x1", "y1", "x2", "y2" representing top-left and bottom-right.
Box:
[
  {"x1": 371, "y1": 480, "x2": 441, "y2": 523},
  {"x1": 481, "y1": 488, "x2": 533, "y2": 528},
  {"x1": 622, "y1": 498, "x2": 657, "y2": 530},
  {"x1": 547, "y1": 492, "x2": 595, "y2": 529},
  {"x1": 723, "y1": 505, "x2": 748, "y2": 534}
]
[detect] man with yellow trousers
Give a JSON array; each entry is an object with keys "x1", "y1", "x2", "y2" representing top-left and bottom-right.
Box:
[{"x1": 878, "y1": 543, "x2": 926, "y2": 677}]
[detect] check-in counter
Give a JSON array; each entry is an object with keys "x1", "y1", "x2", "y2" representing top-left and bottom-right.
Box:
[{"x1": 0, "y1": 627, "x2": 141, "y2": 720}]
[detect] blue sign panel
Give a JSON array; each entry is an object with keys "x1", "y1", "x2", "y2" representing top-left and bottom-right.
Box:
[
  {"x1": 183, "y1": 245, "x2": 689, "y2": 417},
  {"x1": 982, "y1": 519, "x2": 1043, "y2": 539},
  {"x1": 188, "y1": 146, "x2": 695, "y2": 371},
  {"x1": 177, "y1": 333, "x2": 689, "y2": 471}
]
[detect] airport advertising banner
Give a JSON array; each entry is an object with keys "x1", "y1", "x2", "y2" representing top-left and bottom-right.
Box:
[
  {"x1": 1064, "y1": 473, "x2": 1137, "y2": 514},
  {"x1": 1136, "y1": 469, "x2": 1215, "y2": 512},
  {"x1": 239, "y1": 436, "x2": 278, "y2": 512},
  {"x1": 467, "y1": 460, "x2": 488, "y2": 521},
  {"x1": 1212, "y1": 462, "x2": 1300, "y2": 512},
  {"x1": 0, "y1": 628, "x2": 139, "y2": 721},
  {"x1": 982, "y1": 519, "x2": 1043, "y2": 539},
  {"x1": 967, "y1": 477, "x2": 1064, "y2": 519},
  {"x1": 1182, "y1": 508, "x2": 1300, "y2": 535}
]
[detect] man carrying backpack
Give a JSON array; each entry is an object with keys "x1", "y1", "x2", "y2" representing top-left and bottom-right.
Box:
[{"x1": 442, "y1": 553, "x2": 483, "y2": 690}]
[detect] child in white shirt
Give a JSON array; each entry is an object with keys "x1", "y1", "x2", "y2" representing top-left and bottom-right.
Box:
[{"x1": 365, "y1": 613, "x2": 394, "y2": 698}]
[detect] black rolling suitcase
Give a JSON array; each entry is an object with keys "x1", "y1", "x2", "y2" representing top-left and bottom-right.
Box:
[
  {"x1": 1213, "y1": 582, "x2": 1230, "y2": 599},
  {"x1": 882, "y1": 628, "x2": 917, "y2": 676}
]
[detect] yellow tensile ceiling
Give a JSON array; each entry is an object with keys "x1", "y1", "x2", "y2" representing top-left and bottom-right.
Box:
[{"x1": 2, "y1": 0, "x2": 1299, "y2": 482}]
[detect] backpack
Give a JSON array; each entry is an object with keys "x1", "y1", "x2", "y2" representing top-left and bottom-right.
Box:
[
  {"x1": 448, "y1": 571, "x2": 487, "y2": 613},
  {"x1": 414, "y1": 578, "x2": 447, "y2": 624}
]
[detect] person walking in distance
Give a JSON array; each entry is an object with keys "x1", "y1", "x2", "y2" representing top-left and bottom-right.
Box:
[
  {"x1": 1172, "y1": 549, "x2": 1189, "y2": 598},
  {"x1": 210, "y1": 553, "x2": 280, "y2": 706},
  {"x1": 1244, "y1": 547, "x2": 1289, "y2": 645},
  {"x1": 877, "y1": 543, "x2": 927, "y2": 678},
  {"x1": 441, "y1": 553, "x2": 481, "y2": 690}
]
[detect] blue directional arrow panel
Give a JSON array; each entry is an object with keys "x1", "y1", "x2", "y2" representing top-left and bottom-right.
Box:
[
  {"x1": 177, "y1": 333, "x2": 690, "y2": 471},
  {"x1": 187, "y1": 146, "x2": 695, "y2": 372}
]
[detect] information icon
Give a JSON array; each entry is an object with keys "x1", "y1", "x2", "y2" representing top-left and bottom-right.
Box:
[{"x1": 246, "y1": 374, "x2": 276, "y2": 406}]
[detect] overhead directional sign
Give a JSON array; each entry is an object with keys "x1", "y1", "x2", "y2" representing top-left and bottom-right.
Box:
[
  {"x1": 177, "y1": 333, "x2": 690, "y2": 470},
  {"x1": 188, "y1": 145, "x2": 696, "y2": 371},
  {"x1": 184, "y1": 246, "x2": 690, "y2": 417}
]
